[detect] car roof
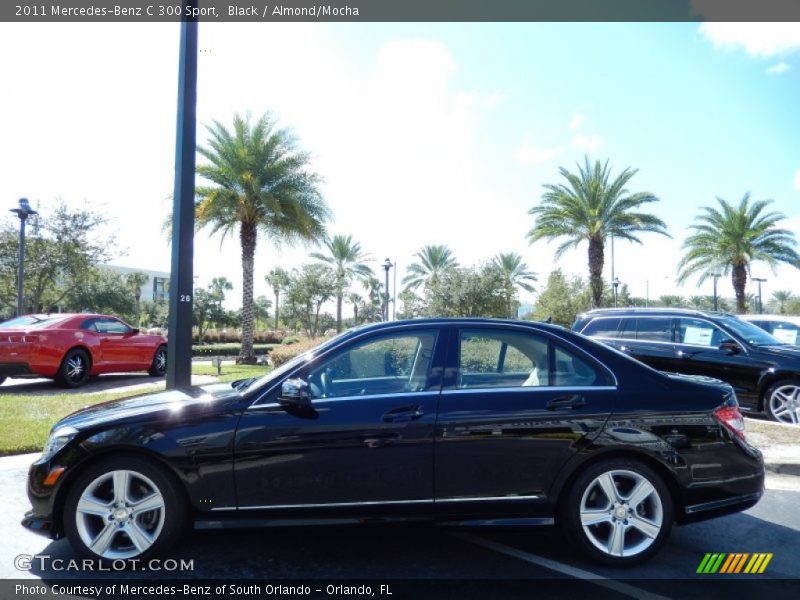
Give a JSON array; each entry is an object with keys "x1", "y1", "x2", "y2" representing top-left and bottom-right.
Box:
[
  {"x1": 578, "y1": 307, "x2": 736, "y2": 319},
  {"x1": 348, "y1": 317, "x2": 572, "y2": 336}
]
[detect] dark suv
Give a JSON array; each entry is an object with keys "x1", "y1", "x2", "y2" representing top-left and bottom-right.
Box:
[{"x1": 573, "y1": 308, "x2": 800, "y2": 424}]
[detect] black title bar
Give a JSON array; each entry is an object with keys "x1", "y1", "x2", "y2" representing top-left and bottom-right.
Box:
[{"x1": 4, "y1": 0, "x2": 800, "y2": 22}]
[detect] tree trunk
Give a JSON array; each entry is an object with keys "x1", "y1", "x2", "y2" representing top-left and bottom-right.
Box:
[
  {"x1": 353, "y1": 303, "x2": 359, "y2": 325},
  {"x1": 588, "y1": 236, "x2": 605, "y2": 308},
  {"x1": 237, "y1": 222, "x2": 257, "y2": 364},
  {"x1": 336, "y1": 291, "x2": 343, "y2": 333},
  {"x1": 732, "y1": 263, "x2": 748, "y2": 314},
  {"x1": 273, "y1": 291, "x2": 280, "y2": 330}
]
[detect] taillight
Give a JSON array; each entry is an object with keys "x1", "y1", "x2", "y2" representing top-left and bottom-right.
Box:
[{"x1": 714, "y1": 405, "x2": 746, "y2": 442}]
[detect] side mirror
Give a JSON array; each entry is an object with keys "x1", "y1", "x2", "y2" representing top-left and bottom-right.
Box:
[
  {"x1": 130, "y1": 328, "x2": 140, "y2": 335},
  {"x1": 718, "y1": 339, "x2": 740, "y2": 355},
  {"x1": 280, "y1": 378, "x2": 311, "y2": 408}
]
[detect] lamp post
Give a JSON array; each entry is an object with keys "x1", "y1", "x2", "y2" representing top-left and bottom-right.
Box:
[
  {"x1": 711, "y1": 273, "x2": 721, "y2": 311},
  {"x1": 612, "y1": 277, "x2": 620, "y2": 308},
  {"x1": 9, "y1": 198, "x2": 38, "y2": 316},
  {"x1": 382, "y1": 258, "x2": 393, "y2": 321},
  {"x1": 752, "y1": 277, "x2": 767, "y2": 314}
]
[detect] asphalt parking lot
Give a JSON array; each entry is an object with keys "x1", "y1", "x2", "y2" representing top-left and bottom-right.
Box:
[{"x1": 1, "y1": 452, "x2": 798, "y2": 600}]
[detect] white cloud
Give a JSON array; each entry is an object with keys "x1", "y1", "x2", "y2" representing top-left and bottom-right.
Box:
[
  {"x1": 794, "y1": 169, "x2": 800, "y2": 190},
  {"x1": 766, "y1": 62, "x2": 791, "y2": 74},
  {"x1": 570, "y1": 113, "x2": 585, "y2": 131},
  {"x1": 699, "y1": 23, "x2": 800, "y2": 57},
  {"x1": 485, "y1": 91, "x2": 507, "y2": 107},
  {"x1": 571, "y1": 133, "x2": 604, "y2": 153},
  {"x1": 516, "y1": 136, "x2": 559, "y2": 165}
]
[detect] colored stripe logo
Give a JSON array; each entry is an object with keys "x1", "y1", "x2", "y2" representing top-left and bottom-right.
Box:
[{"x1": 697, "y1": 553, "x2": 772, "y2": 574}]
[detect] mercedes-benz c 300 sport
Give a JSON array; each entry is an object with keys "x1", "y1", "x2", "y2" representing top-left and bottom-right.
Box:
[{"x1": 23, "y1": 318, "x2": 764, "y2": 566}]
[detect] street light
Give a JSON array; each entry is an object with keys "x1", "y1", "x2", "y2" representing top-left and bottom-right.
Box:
[
  {"x1": 752, "y1": 277, "x2": 767, "y2": 314},
  {"x1": 9, "y1": 198, "x2": 38, "y2": 316},
  {"x1": 382, "y1": 258, "x2": 393, "y2": 321},
  {"x1": 711, "y1": 273, "x2": 721, "y2": 311},
  {"x1": 612, "y1": 277, "x2": 620, "y2": 308}
]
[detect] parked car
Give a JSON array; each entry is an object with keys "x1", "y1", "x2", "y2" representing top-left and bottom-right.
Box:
[
  {"x1": 741, "y1": 314, "x2": 800, "y2": 346},
  {"x1": 573, "y1": 308, "x2": 800, "y2": 424},
  {"x1": 0, "y1": 314, "x2": 167, "y2": 388},
  {"x1": 23, "y1": 318, "x2": 763, "y2": 566}
]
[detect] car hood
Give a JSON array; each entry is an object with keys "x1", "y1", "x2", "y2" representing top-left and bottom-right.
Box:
[{"x1": 54, "y1": 383, "x2": 245, "y2": 431}]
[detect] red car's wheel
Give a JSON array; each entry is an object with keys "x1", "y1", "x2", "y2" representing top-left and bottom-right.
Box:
[
  {"x1": 56, "y1": 348, "x2": 91, "y2": 388},
  {"x1": 148, "y1": 345, "x2": 167, "y2": 377}
]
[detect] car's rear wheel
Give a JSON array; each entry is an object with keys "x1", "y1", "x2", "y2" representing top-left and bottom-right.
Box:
[
  {"x1": 63, "y1": 455, "x2": 185, "y2": 562},
  {"x1": 148, "y1": 345, "x2": 167, "y2": 377},
  {"x1": 55, "y1": 348, "x2": 91, "y2": 388},
  {"x1": 764, "y1": 380, "x2": 800, "y2": 425},
  {"x1": 560, "y1": 458, "x2": 673, "y2": 566}
]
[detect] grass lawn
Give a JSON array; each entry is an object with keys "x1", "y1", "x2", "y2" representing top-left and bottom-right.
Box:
[{"x1": 0, "y1": 364, "x2": 270, "y2": 457}]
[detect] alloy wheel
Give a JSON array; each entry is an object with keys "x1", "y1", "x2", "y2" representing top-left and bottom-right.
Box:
[
  {"x1": 66, "y1": 355, "x2": 85, "y2": 383},
  {"x1": 155, "y1": 349, "x2": 167, "y2": 372},
  {"x1": 769, "y1": 385, "x2": 800, "y2": 424},
  {"x1": 75, "y1": 469, "x2": 166, "y2": 559},
  {"x1": 579, "y1": 469, "x2": 663, "y2": 558}
]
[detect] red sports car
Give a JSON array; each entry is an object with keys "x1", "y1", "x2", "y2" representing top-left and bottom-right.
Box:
[{"x1": 0, "y1": 314, "x2": 167, "y2": 388}]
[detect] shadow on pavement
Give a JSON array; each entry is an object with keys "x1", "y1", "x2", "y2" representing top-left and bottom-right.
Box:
[{"x1": 0, "y1": 374, "x2": 163, "y2": 396}]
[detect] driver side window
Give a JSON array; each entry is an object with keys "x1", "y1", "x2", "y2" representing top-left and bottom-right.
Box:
[{"x1": 307, "y1": 331, "x2": 437, "y2": 399}]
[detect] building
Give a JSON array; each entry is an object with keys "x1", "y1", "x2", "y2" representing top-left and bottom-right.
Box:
[{"x1": 102, "y1": 265, "x2": 170, "y2": 303}]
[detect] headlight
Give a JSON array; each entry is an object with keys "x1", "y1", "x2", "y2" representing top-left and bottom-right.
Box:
[{"x1": 41, "y1": 426, "x2": 78, "y2": 461}]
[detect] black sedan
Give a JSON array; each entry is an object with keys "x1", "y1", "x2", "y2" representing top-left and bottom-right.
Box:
[{"x1": 23, "y1": 318, "x2": 764, "y2": 566}]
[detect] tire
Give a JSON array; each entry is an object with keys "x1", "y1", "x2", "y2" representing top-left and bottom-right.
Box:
[
  {"x1": 63, "y1": 455, "x2": 186, "y2": 562},
  {"x1": 148, "y1": 345, "x2": 167, "y2": 377},
  {"x1": 763, "y1": 379, "x2": 800, "y2": 425},
  {"x1": 559, "y1": 458, "x2": 673, "y2": 567},
  {"x1": 55, "y1": 348, "x2": 91, "y2": 388}
]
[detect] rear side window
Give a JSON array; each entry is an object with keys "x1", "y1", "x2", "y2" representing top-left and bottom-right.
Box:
[
  {"x1": 634, "y1": 318, "x2": 674, "y2": 342},
  {"x1": 581, "y1": 317, "x2": 622, "y2": 338},
  {"x1": 458, "y1": 329, "x2": 548, "y2": 388},
  {"x1": 553, "y1": 346, "x2": 602, "y2": 387}
]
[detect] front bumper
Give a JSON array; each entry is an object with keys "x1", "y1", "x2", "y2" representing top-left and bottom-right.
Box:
[{"x1": 21, "y1": 511, "x2": 59, "y2": 539}]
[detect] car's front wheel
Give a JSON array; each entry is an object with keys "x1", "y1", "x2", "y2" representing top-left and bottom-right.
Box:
[
  {"x1": 560, "y1": 458, "x2": 673, "y2": 566},
  {"x1": 63, "y1": 455, "x2": 186, "y2": 562},
  {"x1": 764, "y1": 379, "x2": 800, "y2": 425},
  {"x1": 148, "y1": 345, "x2": 167, "y2": 377}
]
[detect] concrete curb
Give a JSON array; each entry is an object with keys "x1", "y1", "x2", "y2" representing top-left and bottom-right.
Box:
[{"x1": 764, "y1": 461, "x2": 800, "y2": 477}]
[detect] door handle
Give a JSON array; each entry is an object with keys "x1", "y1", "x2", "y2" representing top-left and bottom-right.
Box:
[
  {"x1": 546, "y1": 394, "x2": 586, "y2": 410},
  {"x1": 382, "y1": 405, "x2": 424, "y2": 423}
]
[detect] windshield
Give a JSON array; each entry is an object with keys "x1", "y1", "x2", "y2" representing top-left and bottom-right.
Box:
[
  {"x1": 718, "y1": 315, "x2": 782, "y2": 346},
  {"x1": 0, "y1": 315, "x2": 66, "y2": 329}
]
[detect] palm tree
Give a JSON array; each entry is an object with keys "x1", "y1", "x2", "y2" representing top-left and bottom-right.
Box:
[
  {"x1": 124, "y1": 272, "x2": 150, "y2": 327},
  {"x1": 348, "y1": 292, "x2": 363, "y2": 326},
  {"x1": 677, "y1": 194, "x2": 800, "y2": 314},
  {"x1": 402, "y1": 244, "x2": 458, "y2": 291},
  {"x1": 311, "y1": 234, "x2": 373, "y2": 333},
  {"x1": 492, "y1": 252, "x2": 537, "y2": 318},
  {"x1": 527, "y1": 157, "x2": 669, "y2": 308},
  {"x1": 769, "y1": 290, "x2": 795, "y2": 315},
  {"x1": 687, "y1": 295, "x2": 712, "y2": 310},
  {"x1": 266, "y1": 267, "x2": 291, "y2": 329},
  {"x1": 195, "y1": 113, "x2": 329, "y2": 363}
]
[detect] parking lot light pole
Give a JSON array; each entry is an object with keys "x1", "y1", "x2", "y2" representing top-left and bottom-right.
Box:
[
  {"x1": 9, "y1": 198, "x2": 37, "y2": 316},
  {"x1": 612, "y1": 277, "x2": 620, "y2": 308},
  {"x1": 711, "y1": 273, "x2": 721, "y2": 311},
  {"x1": 753, "y1": 277, "x2": 767, "y2": 314},
  {"x1": 166, "y1": 5, "x2": 198, "y2": 389},
  {"x1": 382, "y1": 258, "x2": 393, "y2": 321}
]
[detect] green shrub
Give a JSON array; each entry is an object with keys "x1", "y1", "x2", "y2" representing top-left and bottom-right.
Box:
[
  {"x1": 281, "y1": 336, "x2": 301, "y2": 345},
  {"x1": 269, "y1": 337, "x2": 329, "y2": 367}
]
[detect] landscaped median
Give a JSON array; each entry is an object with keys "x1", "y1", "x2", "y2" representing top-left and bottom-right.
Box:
[
  {"x1": 0, "y1": 364, "x2": 267, "y2": 457},
  {"x1": 745, "y1": 417, "x2": 800, "y2": 476}
]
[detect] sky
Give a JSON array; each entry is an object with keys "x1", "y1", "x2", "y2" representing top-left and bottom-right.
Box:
[{"x1": 0, "y1": 21, "x2": 799, "y2": 311}]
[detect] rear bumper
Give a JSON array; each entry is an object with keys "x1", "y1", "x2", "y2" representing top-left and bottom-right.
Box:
[{"x1": 680, "y1": 490, "x2": 763, "y2": 524}]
